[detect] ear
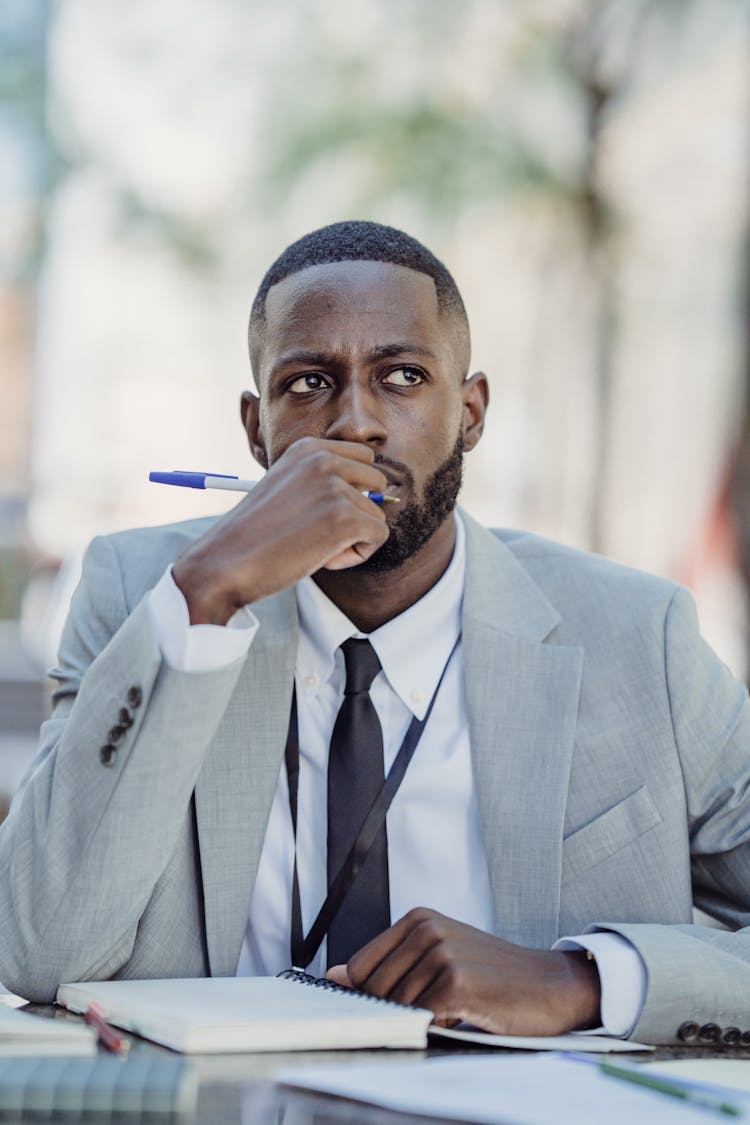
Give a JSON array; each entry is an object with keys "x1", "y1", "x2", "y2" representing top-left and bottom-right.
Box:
[
  {"x1": 461, "y1": 372, "x2": 489, "y2": 452},
  {"x1": 240, "y1": 390, "x2": 269, "y2": 469}
]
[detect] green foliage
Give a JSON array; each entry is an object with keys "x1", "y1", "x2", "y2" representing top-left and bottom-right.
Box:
[
  {"x1": 0, "y1": 47, "x2": 45, "y2": 112},
  {"x1": 0, "y1": 547, "x2": 26, "y2": 620},
  {"x1": 266, "y1": 96, "x2": 581, "y2": 218},
  {"x1": 115, "y1": 189, "x2": 220, "y2": 270}
]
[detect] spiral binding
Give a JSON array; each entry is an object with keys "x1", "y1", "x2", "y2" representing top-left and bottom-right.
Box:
[{"x1": 277, "y1": 968, "x2": 411, "y2": 1011}]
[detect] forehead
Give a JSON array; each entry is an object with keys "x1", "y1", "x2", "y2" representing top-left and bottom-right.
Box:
[{"x1": 256, "y1": 260, "x2": 449, "y2": 377}]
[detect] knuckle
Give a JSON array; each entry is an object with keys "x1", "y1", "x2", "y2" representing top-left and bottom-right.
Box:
[
  {"x1": 307, "y1": 446, "x2": 333, "y2": 473},
  {"x1": 297, "y1": 435, "x2": 319, "y2": 451},
  {"x1": 346, "y1": 954, "x2": 366, "y2": 988},
  {"x1": 328, "y1": 506, "x2": 351, "y2": 535},
  {"x1": 414, "y1": 916, "x2": 445, "y2": 946},
  {"x1": 289, "y1": 436, "x2": 317, "y2": 461},
  {"x1": 440, "y1": 960, "x2": 462, "y2": 992},
  {"x1": 330, "y1": 474, "x2": 349, "y2": 497},
  {"x1": 405, "y1": 906, "x2": 436, "y2": 928}
]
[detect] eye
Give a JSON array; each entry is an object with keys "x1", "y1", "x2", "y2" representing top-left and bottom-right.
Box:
[
  {"x1": 287, "y1": 373, "x2": 330, "y2": 395},
  {"x1": 382, "y1": 367, "x2": 424, "y2": 387}
]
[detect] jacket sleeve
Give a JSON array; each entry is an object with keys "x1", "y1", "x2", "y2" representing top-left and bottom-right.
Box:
[
  {"x1": 0, "y1": 534, "x2": 248, "y2": 1002},
  {"x1": 595, "y1": 586, "x2": 750, "y2": 1044}
]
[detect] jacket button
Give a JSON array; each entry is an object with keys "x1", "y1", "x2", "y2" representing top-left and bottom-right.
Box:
[
  {"x1": 698, "y1": 1023, "x2": 721, "y2": 1043},
  {"x1": 677, "y1": 1021, "x2": 700, "y2": 1042},
  {"x1": 127, "y1": 685, "x2": 143, "y2": 708},
  {"x1": 118, "y1": 707, "x2": 134, "y2": 728},
  {"x1": 100, "y1": 744, "x2": 116, "y2": 766},
  {"x1": 721, "y1": 1027, "x2": 741, "y2": 1046},
  {"x1": 108, "y1": 724, "x2": 126, "y2": 743}
]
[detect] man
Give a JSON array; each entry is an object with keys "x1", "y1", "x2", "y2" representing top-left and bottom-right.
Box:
[{"x1": 2, "y1": 221, "x2": 750, "y2": 1045}]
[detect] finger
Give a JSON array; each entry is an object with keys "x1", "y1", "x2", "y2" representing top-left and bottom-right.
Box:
[
  {"x1": 285, "y1": 437, "x2": 387, "y2": 491},
  {"x1": 411, "y1": 963, "x2": 469, "y2": 1023},
  {"x1": 324, "y1": 547, "x2": 385, "y2": 571},
  {"x1": 301, "y1": 438, "x2": 378, "y2": 465},
  {"x1": 325, "y1": 965, "x2": 354, "y2": 988},
  {"x1": 281, "y1": 455, "x2": 389, "y2": 515},
  {"x1": 321, "y1": 507, "x2": 391, "y2": 571},
  {"x1": 265, "y1": 440, "x2": 391, "y2": 516},
  {"x1": 348, "y1": 909, "x2": 445, "y2": 994},
  {"x1": 324, "y1": 455, "x2": 389, "y2": 497},
  {"x1": 362, "y1": 934, "x2": 449, "y2": 1008}
]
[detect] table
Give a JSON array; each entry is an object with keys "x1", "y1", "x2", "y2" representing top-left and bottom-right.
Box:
[{"x1": 23, "y1": 1004, "x2": 750, "y2": 1125}]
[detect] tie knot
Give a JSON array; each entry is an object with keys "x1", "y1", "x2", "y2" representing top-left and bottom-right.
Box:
[{"x1": 341, "y1": 638, "x2": 381, "y2": 695}]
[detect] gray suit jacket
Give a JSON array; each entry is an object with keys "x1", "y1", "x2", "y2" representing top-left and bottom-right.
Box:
[{"x1": 2, "y1": 510, "x2": 750, "y2": 1043}]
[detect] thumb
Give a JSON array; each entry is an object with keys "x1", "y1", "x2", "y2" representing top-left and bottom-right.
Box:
[{"x1": 325, "y1": 964, "x2": 354, "y2": 988}]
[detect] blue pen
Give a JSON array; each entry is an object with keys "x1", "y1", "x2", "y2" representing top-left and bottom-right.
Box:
[{"x1": 149, "y1": 471, "x2": 399, "y2": 505}]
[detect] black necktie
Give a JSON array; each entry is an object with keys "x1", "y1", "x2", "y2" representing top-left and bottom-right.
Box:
[{"x1": 326, "y1": 638, "x2": 390, "y2": 967}]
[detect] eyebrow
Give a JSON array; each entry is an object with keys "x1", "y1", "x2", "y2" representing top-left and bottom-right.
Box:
[{"x1": 270, "y1": 342, "x2": 437, "y2": 377}]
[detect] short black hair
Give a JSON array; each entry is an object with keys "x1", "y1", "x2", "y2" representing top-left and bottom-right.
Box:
[{"x1": 249, "y1": 220, "x2": 470, "y2": 365}]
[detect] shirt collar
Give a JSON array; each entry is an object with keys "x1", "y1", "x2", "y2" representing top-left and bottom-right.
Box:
[{"x1": 296, "y1": 512, "x2": 465, "y2": 720}]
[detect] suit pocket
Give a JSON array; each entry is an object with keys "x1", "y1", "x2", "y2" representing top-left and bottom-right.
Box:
[{"x1": 562, "y1": 785, "x2": 662, "y2": 883}]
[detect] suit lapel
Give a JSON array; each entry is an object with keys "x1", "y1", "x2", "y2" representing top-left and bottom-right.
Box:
[
  {"x1": 195, "y1": 589, "x2": 298, "y2": 976},
  {"x1": 462, "y1": 513, "x2": 583, "y2": 949}
]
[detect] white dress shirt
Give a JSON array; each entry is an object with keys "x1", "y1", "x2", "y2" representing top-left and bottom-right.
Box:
[{"x1": 148, "y1": 512, "x2": 645, "y2": 1035}]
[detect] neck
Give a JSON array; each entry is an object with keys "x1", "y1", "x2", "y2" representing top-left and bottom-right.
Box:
[{"x1": 313, "y1": 514, "x2": 457, "y2": 633}]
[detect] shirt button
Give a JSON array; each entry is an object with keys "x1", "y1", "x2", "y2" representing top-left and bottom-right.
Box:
[
  {"x1": 304, "y1": 673, "x2": 319, "y2": 690},
  {"x1": 411, "y1": 689, "x2": 424, "y2": 705}
]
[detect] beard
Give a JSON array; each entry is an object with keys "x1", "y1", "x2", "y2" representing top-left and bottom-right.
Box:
[{"x1": 357, "y1": 432, "x2": 464, "y2": 574}]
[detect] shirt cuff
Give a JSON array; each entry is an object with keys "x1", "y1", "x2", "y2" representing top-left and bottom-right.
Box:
[
  {"x1": 148, "y1": 566, "x2": 258, "y2": 671},
  {"x1": 553, "y1": 930, "x2": 647, "y2": 1038}
]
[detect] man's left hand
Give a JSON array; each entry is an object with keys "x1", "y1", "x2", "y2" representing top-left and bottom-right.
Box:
[{"x1": 326, "y1": 907, "x2": 601, "y2": 1036}]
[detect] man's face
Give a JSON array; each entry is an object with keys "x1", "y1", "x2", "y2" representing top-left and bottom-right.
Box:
[{"x1": 247, "y1": 260, "x2": 478, "y2": 570}]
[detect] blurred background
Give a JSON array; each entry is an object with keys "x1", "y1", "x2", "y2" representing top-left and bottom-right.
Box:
[{"x1": 1, "y1": 0, "x2": 749, "y2": 820}]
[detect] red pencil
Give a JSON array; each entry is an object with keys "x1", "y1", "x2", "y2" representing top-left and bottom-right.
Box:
[{"x1": 83, "y1": 1002, "x2": 130, "y2": 1055}]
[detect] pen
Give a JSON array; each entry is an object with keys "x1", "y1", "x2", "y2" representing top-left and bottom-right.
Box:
[
  {"x1": 597, "y1": 1060, "x2": 742, "y2": 1117},
  {"x1": 149, "y1": 470, "x2": 399, "y2": 505},
  {"x1": 83, "y1": 1002, "x2": 130, "y2": 1055}
]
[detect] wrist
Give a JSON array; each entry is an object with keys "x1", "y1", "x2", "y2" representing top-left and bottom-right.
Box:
[
  {"x1": 558, "y1": 949, "x2": 601, "y2": 1031},
  {"x1": 172, "y1": 556, "x2": 240, "y2": 627}
]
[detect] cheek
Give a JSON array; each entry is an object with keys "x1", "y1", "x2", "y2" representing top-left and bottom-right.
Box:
[
  {"x1": 260, "y1": 403, "x2": 324, "y2": 465},
  {"x1": 397, "y1": 400, "x2": 461, "y2": 454}
]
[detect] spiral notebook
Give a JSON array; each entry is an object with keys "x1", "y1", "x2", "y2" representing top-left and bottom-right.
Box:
[{"x1": 56, "y1": 974, "x2": 433, "y2": 1054}]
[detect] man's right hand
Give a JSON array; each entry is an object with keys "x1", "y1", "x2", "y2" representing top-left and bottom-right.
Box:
[{"x1": 171, "y1": 438, "x2": 390, "y2": 625}]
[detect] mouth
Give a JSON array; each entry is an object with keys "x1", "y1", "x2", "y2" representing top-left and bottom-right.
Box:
[
  {"x1": 379, "y1": 477, "x2": 405, "y2": 509},
  {"x1": 373, "y1": 459, "x2": 410, "y2": 490}
]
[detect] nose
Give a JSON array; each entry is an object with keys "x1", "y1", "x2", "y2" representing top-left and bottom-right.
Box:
[{"x1": 324, "y1": 379, "x2": 387, "y2": 446}]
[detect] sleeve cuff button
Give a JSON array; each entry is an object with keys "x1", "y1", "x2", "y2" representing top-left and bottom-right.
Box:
[
  {"x1": 698, "y1": 1023, "x2": 721, "y2": 1043},
  {"x1": 677, "y1": 1021, "x2": 700, "y2": 1042}
]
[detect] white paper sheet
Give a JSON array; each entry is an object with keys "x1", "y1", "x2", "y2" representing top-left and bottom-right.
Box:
[
  {"x1": 640, "y1": 1059, "x2": 750, "y2": 1095},
  {"x1": 279, "y1": 1054, "x2": 743, "y2": 1125},
  {"x1": 429, "y1": 1026, "x2": 653, "y2": 1052}
]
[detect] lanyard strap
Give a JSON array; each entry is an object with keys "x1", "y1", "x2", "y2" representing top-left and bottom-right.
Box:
[{"x1": 285, "y1": 634, "x2": 460, "y2": 970}]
